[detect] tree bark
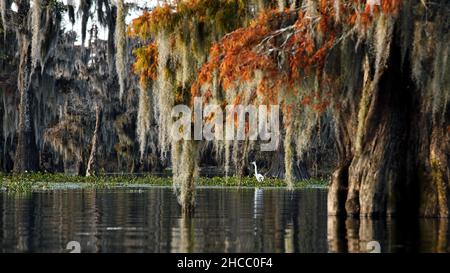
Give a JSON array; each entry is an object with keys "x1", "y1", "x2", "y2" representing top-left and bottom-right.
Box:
[
  {"x1": 86, "y1": 105, "x2": 102, "y2": 177},
  {"x1": 265, "y1": 145, "x2": 310, "y2": 180},
  {"x1": 328, "y1": 5, "x2": 449, "y2": 218}
]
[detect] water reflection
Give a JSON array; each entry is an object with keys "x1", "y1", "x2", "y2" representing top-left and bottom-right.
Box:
[
  {"x1": 1, "y1": 188, "x2": 448, "y2": 253},
  {"x1": 328, "y1": 216, "x2": 450, "y2": 253},
  {"x1": 0, "y1": 188, "x2": 328, "y2": 253}
]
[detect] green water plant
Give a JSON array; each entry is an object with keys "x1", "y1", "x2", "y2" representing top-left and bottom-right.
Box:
[{"x1": 0, "y1": 172, "x2": 328, "y2": 193}]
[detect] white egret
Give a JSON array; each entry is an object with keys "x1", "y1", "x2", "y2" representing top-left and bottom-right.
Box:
[{"x1": 251, "y1": 161, "x2": 264, "y2": 182}]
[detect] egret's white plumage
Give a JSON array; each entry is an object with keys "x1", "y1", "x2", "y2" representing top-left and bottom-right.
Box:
[{"x1": 251, "y1": 161, "x2": 264, "y2": 182}]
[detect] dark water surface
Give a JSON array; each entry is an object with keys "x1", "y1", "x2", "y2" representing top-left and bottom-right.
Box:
[{"x1": 0, "y1": 187, "x2": 448, "y2": 253}]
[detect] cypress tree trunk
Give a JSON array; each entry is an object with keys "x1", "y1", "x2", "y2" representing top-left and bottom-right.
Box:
[
  {"x1": 344, "y1": 40, "x2": 413, "y2": 217},
  {"x1": 328, "y1": 4, "x2": 450, "y2": 218},
  {"x1": 265, "y1": 146, "x2": 310, "y2": 180}
]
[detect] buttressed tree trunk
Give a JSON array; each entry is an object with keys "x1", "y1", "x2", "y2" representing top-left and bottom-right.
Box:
[
  {"x1": 328, "y1": 3, "x2": 449, "y2": 218},
  {"x1": 13, "y1": 0, "x2": 39, "y2": 172}
]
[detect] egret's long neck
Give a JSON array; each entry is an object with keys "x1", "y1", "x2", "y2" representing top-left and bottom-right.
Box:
[{"x1": 253, "y1": 163, "x2": 258, "y2": 174}]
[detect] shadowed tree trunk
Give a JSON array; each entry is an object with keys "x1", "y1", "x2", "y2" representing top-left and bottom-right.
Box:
[
  {"x1": 328, "y1": 4, "x2": 449, "y2": 218},
  {"x1": 265, "y1": 146, "x2": 310, "y2": 180}
]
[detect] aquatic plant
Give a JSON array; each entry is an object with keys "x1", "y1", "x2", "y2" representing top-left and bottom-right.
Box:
[{"x1": 0, "y1": 172, "x2": 327, "y2": 194}]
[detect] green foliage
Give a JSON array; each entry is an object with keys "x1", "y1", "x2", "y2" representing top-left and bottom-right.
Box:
[
  {"x1": 130, "y1": 0, "x2": 251, "y2": 40},
  {"x1": 1, "y1": 174, "x2": 34, "y2": 194},
  {"x1": 130, "y1": 0, "x2": 257, "y2": 87},
  {"x1": 0, "y1": 172, "x2": 328, "y2": 193},
  {"x1": 199, "y1": 176, "x2": 328, "y2": 188}
]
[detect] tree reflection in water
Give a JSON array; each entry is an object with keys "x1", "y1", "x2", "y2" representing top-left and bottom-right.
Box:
[
  {"x1": 328, "y1": 216, "x2": 450, "y2": 253},
  {"x1": 0, "y1": 188, "x2": 448, "y2": 253},
  {"x1": 0, "y1": 188, "x2": 328, "y2": 253}
]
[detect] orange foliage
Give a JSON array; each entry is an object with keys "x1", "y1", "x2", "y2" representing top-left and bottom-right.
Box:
[
  {"x1": 193, "y1": 9, "x2": 290, "y2": 105},
  {"x1": 192, "y1": 0, "x2": 403, "y2": 116},
  {"x1": 381, "y1": 0, "x2": 402, "y2": 14},
  {"x1": 130, "y1": 0, "x2": 404, "y2": 117},
  {"x1": 193, "y1": 5, "x2": 340, "y2": 110},
  {"x1": 128, "y1": 5, "x2": 173, "y2": 40},
  {"x1": 133, "y1": 42, "x2": 158, "y2": 85}
]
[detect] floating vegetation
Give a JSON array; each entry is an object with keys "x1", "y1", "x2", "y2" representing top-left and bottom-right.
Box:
[{"x1": 0, "y1": 172, "x2": 328, "y2": 194}]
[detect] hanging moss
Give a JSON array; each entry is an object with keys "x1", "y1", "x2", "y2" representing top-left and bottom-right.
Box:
[
  {"x1": 429, "y1": 19, "x2": 449, "y2": 120},
  {"x1": 43, "y1": 114, "x2": 86, "y2": 164},
  {"x1": 79, "y1": 0, "x2": 92, "y2": 46},
  {"x1": 137, "y1": 81, "x2": 151, "y2": 158},
  {"x1": 355, "y1": 56, "x2": 373, "y2": 155},
  {"x1": 295, "y1": 104, "x2": 318, "y2": 161},
  {"x1": 154, "y1": 31, "x2": 174, "y2": 159},
  {"x1": 284, "y1": 122, "x2": 294, "y2": 189},
  {"x1": 334, "y1": 0, "x2": 341, "y2": 22},
  {"x1": 67, "y1": 2, "x2": 75, "y2": 25},
  {"x1": 171, "y1": 139, "x2": 199, "y2": 213},
  {"x1": 0, "y1": 0, "x2": 9, "y2": 34},
  {"x1": 178, "y1": 140, "x2": 199, "y2": 213},
  {"x1": 355, "y1": 14, "x2": 395, "y2": 154},
  {"x1": 115, "y1": 0, "x2": 126, "y2": 100},
  {"x1": 31, "y1": 0, "x2": 42, "y2": 68},
  {"x1": 277, "y1": 0, "x2": 285, "y2": 12}
]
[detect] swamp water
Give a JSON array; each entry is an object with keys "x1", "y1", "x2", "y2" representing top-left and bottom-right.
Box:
[{"x1": 0, "y1": 187, "x2": 448, "y2": 253}]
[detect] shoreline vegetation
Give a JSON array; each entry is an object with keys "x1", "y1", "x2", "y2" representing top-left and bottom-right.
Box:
[{"x1": 0, "y1": 173, "x2": 328, "y2": 193}]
